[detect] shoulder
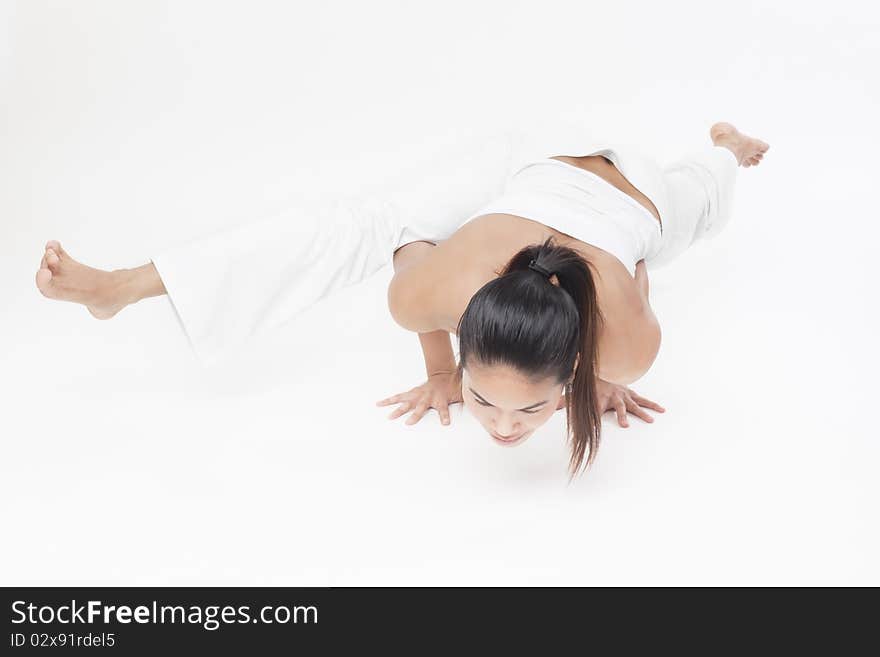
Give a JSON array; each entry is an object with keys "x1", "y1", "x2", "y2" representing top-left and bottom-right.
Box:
[{"x1": 387, "y1": 238, "x2": 478, "y2": 333}]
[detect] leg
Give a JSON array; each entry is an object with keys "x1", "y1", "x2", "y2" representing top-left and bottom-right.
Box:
[
  {"x1": 149, "y1": 194, "x2": 404, "y2": 365},
  {"x1": 645, "y1": 122, "x2": 769, "y2": 269},
  {"x1": 151, "y1": 130, "x2": 515, "y2": 365},
  {"x1": 34, "y1": 198, "x2": 402, "y2": 367},
  {"x1": 36, "y1": 130, "x2": 516, "y2": 365}
]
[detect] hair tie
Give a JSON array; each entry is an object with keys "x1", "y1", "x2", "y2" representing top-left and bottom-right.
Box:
[{"x1": 528, "y1": 258, "x2": 553, "y2": 278}]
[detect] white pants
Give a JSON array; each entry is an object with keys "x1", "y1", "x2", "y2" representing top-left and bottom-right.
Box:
[{"x1": 151, "y1": 128, "x2": 738, "y2": 366}]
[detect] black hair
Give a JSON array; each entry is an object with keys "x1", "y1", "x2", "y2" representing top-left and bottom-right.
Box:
[{"x1": 454, "y1": 235, "x2": 605, "y2": 479}]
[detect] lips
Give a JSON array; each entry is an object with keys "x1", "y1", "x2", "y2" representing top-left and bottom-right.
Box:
[{"x1": 492, "y1": 432, "x2": 522, "y2": 443}]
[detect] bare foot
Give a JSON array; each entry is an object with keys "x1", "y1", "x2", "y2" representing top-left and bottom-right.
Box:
[
  {"x1": 35, "y1": 241, "x2": 132, "y2": 319},
  {"x1": 710, "y1": 122, "x2": 770, "y2": 167}
]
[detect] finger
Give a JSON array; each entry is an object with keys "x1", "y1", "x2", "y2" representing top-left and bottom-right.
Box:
[
  {"x1": 405, "y1": 400, "x2": 431, "y2": 425},
  {"x1": 376, "y1": 393, "x2": 406, "y2": 406},
  {"x1": 437, "y1": 402, "x2": 451, "y2": 426},
  {"x1": 627, "y1": 389, "x2": 663, "y2": 409},
  {"x1": 615, "y1": 399, "x2": 628, "y2": 427},
  {"x1": 624, "y1": 397, "x2": 654, "y2": 423},
  {"x1": 387, "y1": 401, "x2": 414, "y2": 420},
  {"x1": 629, "y1": 393, "x2": 665, "y2": 412}
]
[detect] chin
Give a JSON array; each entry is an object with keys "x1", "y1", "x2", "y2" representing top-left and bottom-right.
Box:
[{"x1": 490, "y1": 431, "x2": 530, "y2": 447}]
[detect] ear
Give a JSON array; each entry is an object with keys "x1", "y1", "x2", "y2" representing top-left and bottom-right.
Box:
[
  {"x1": 556, "y1": 393, "x2": 567, "y2": 411},
  {"x1": 570, "y1": 352, "x2": 580, "y2": 382}
]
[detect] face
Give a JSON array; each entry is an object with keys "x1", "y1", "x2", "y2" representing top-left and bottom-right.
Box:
[{"x1": 461, "y1": 363, "x2": 566, "y2": 448}]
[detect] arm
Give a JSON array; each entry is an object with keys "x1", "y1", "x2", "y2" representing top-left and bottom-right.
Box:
[
  {"x1": 559, "y1": 260, "x2": 664, "y2": 417},
  {"x1": 629, "y1": 259, "x2": 662, "y2": 382},
  {"x1": 377, "y1": 240, "x2": 462, "y2": 426},
  {"x1": 600, "y1": 319, "x2": 661, "y2": 385},
  {"x1": 594, "y1": 261, "x2": 661, "y2": 385},
  {"x1": 388, "y1": 240, "x2": 457, "y2": 374},
  {"x1": 387, "y1": 239, "x2": 447, "y2": 333},
  {"x1": 553, "y1": 259, "x2": 663, "y2": 411},
  {"x1": 418, "y1": 330, "x2": 458, "y2": 377}
]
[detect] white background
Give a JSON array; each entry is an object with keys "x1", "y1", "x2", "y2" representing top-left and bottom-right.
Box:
[{"x1": 1, "y1": 1, "x2": 877, "y2": 585}]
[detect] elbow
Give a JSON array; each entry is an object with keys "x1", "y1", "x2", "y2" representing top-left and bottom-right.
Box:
[
  {"x1": 612, "y1": 353, "x2": 658, "y2": 386},
  {"x1": 598, "y1": 318, "x2": 662, "y2": 385},
  {"x1": 628, "y1": 319, "x2": 661, "y2": 383},
  {"x1": 599, "y1": 369, "x2": 645, "y2": 387}
]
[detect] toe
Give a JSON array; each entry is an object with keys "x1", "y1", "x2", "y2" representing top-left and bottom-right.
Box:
[
  {"x1": 46, "y1": 240, "x2": 66, "y2": 258},
  {"x1": 46, "y1": 249, "x2": 61, "y2": 272},
  {"x1": 35, "y1": 268, "x2": 54, "y2": 297}
]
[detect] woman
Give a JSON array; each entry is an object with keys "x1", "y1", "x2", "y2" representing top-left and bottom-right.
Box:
[{"x1": 34, "y1": 121, "x2": 769, "y2": 478}]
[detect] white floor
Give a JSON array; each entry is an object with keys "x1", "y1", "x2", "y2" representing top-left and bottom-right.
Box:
[{"x1": 1, "y1": 0, "x2": 877, "y2": 586}]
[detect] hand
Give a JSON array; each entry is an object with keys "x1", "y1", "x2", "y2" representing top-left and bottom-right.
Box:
[
  {"x1": 595, "y1": 378, "x2": 665, "y2": 427},
  {"x1": 376, "y1": 371, "x2": 463, "y2": 426}
]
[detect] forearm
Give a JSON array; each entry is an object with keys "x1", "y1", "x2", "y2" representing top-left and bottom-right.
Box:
[{"x1": 418, "y1": 330, "x2": 457, "y2": 376}]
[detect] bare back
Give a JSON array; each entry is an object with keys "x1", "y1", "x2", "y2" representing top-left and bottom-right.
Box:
[{"x1": 395, "y1": 155, "x2": 664, "y2": 384}]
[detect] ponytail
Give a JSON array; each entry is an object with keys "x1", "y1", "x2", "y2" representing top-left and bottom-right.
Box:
[{"x1": 455, "y1": 235, "x2": 605, "y2": 478}]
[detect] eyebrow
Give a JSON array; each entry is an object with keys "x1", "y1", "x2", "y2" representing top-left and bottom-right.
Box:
[{"x1": 468, "y1": 387, "x2": 549, "y2": 411}]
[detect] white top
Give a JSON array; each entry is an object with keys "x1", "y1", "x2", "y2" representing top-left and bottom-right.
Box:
[
  {"x1": 461, "y1": 157, "x2": 663, "y2": 277},
  {"x1": 389, "y1": 124, "x2": 671, "y2": 276}
]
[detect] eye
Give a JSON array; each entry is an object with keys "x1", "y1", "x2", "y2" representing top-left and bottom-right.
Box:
[{"x1": 475, "y1": 399, "x2": 540, "y2": 414}]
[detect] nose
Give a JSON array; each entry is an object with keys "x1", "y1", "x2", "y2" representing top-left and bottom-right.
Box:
[{"x1": 492, "y1": 419, "x2": 519, "y2": 438}]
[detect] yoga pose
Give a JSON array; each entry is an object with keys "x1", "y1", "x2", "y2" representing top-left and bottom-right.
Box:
[{"x1": 34, "y1": 121, "x2": 769, "y2": 477}]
